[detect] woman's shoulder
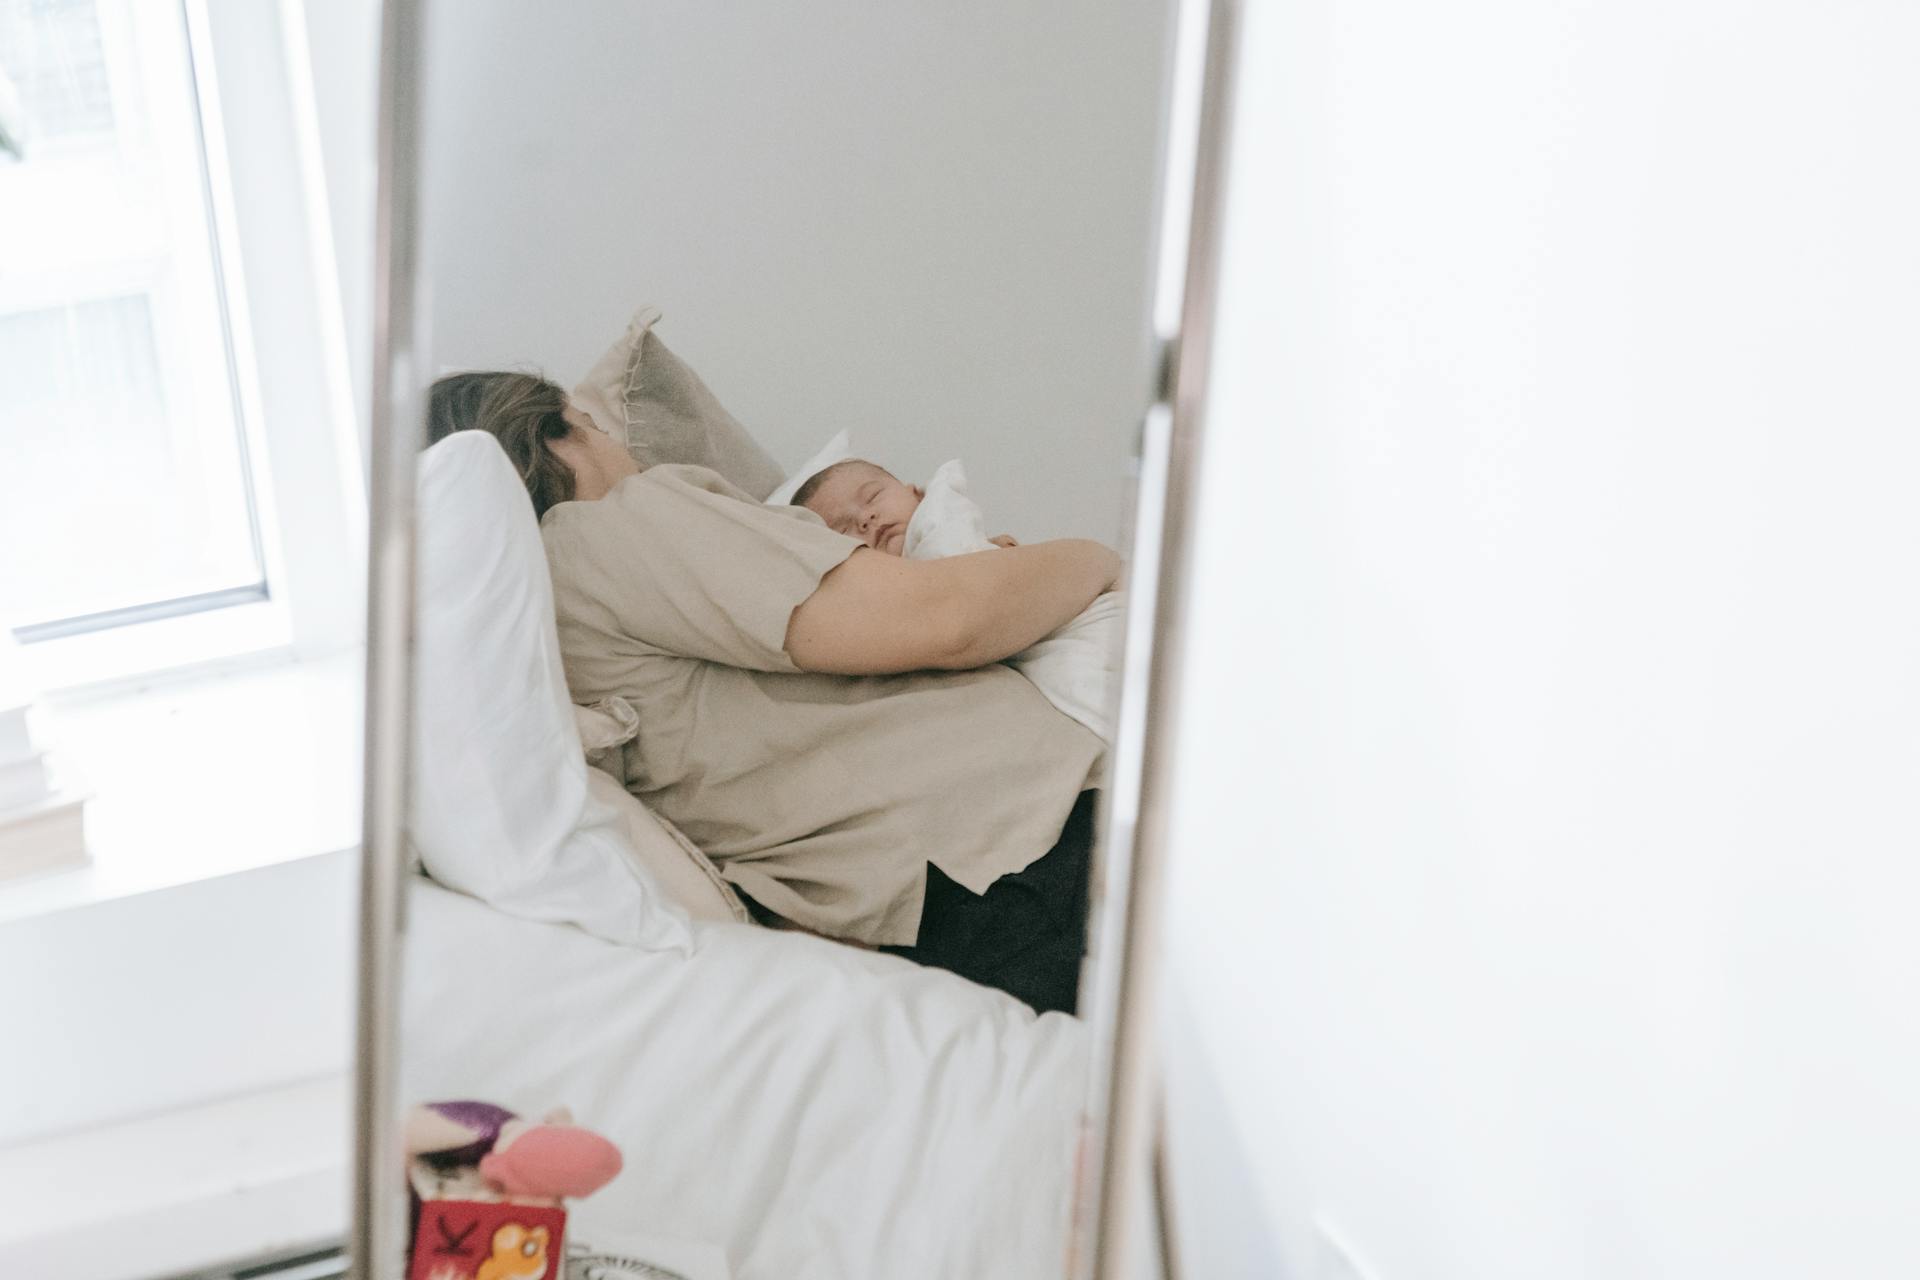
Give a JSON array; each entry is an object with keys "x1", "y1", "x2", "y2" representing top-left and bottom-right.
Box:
[
  {"x1": 539, "y1": 464, "x2": 725, "y2": 532},
  {"x1": 598, "y1": 464, "x2": 839, "y2": 532},
  {"x1": 637, "y1": 462, "x2": 755, "y2": 501},
  {"x1": 540, "y1": 462, "x2": 844, "y2": 567}
]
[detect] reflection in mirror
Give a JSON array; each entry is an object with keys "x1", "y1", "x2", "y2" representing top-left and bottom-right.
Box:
[{"x1": 392, "y1": 3, "x2": 1175, "y2": 1275}]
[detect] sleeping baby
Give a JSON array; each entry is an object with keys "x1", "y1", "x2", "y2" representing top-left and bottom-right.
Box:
[{"x1": 794, "y1": 458, "x2": 1124, "y2": 744}]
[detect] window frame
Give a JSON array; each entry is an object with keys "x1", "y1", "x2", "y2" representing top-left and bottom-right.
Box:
[{"x1": 10, "y1": 0, "x2": 366, "y2": 694}]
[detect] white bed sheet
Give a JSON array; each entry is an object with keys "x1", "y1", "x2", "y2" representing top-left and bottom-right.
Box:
[{"x1": 402, "y1": 878, "x2": 1088, "y2": 1279}]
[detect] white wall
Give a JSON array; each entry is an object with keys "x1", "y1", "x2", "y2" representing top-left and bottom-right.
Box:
[
  {"x1": 1162, "y1": 2, "x2": 1920, "y2": 1278},
  {"x1": 416, "y1": 0, "x2": 1168, "y2": 543}
]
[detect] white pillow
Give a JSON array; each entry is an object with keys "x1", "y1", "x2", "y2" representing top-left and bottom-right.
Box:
[
  {"x1": 764, "y1": 429, "x2": 854, "y2": 507},
  {"x1": 410, "y1": 431, "x2": 692, "y2": 954}
]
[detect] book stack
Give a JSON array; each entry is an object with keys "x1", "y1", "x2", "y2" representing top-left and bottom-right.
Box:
[{"x1": 0, "y1": 649, "x2": 87, "y2": 882}]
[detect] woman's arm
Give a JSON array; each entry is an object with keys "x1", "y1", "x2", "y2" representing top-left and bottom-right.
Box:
[{"x1": 784, "y1": 540, "x2": 1120, "y2": 675}]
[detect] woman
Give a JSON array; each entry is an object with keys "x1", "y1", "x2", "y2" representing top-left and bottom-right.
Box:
[{"x1": 427, "y1": 372, "x2": 1119, "y2": 1014}]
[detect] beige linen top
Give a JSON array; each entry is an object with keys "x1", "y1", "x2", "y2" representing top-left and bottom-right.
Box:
[{"x1": 540, "y1": 464, "x2": 1102, "y2": 946}]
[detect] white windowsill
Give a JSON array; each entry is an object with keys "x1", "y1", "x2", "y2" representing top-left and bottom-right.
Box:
[
  {"x1": 0, "y1": 649, "x2": 363, "y2": 924},
  {"x1": 12, "y1": 597, "x2": 294, "y2": 698}
]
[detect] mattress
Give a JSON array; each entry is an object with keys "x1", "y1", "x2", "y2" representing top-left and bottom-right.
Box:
[{"x1": 401, "y1": 878, "x2": 1088, "y2": 1279}]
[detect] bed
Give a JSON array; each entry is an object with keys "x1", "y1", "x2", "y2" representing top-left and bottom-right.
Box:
[{"x1": 402, "y1": 415, "x2": 1090, "y2": 1278}]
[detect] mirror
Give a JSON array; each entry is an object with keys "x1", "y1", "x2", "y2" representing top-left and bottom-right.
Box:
[{"x1": 361, "y1": 2, "x2": 1211, "y2": 1276}]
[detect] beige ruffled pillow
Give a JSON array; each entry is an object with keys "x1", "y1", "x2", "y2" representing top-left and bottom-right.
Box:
[
  {"x1": 571, "y1": 306, "x2": 785, "y2": 499},
  {"x1": 572, "y1": 697, "x2": 751, "y2": 926},
  {"x1": 572, "y1": 695, "x2": 642, "y2": 773}
]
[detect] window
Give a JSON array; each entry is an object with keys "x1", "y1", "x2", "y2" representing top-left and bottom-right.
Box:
[
  {"x1": 0, "y1": 0, "x2": 265, "y2": 637},
  {"x1": 0, "y1": 0, "x2": 364, "y2": 686}
]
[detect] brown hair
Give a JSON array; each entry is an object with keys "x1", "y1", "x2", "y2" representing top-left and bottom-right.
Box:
[
  {"x1": 426, "y1": 371, "x2": 577, "y2": 518},
  {"x1": 789, "y1": 458, "x2": 892, "y2": 511}
]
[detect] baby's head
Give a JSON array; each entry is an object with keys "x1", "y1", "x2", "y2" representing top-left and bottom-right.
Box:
[{"x1": 793, "y1": 459, "x2": 923, "y2": 556}]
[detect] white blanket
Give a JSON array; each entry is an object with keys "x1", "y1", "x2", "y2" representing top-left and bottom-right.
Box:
[
  {"x1": 903, "y1": 459, "x2": 1124, "y2": 743},
  {"x1": 402, "y1": 879, "x2": 1088, "y2": 1279}
]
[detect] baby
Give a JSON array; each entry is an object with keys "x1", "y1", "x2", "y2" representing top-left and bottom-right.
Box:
[{"x1": 795, "y1": 458, "x2": 1124, "y2": 744}]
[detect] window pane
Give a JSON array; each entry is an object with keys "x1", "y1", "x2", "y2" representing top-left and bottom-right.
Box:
[
  {"x1": 0, "y1": 0, "x2": 264, "y2": 632},
  {"x1": 0, "y1": 297, "x2": 260, "y2": 623},
  {"x1": 0, "y1": 0, "x2": 117, "y2": 143}
]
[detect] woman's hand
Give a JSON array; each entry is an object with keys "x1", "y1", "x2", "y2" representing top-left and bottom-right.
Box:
[{"x1": 785, "y1": 539, "x2": 1120, "y2": 675}]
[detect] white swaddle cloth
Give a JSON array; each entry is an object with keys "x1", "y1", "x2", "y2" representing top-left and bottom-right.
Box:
[{"x1": 904, "y1": 459, "x2": 1123, "y2": 744}]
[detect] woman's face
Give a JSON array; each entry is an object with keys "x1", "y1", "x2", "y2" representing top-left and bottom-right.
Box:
[{"x1": 554, "y1": 403, "x2": 642, "y2": 502}]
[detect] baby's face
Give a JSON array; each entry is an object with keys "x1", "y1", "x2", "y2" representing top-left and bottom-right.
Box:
[{"x1": 802, "y1": 462, "x2": 923, "y2": 556}]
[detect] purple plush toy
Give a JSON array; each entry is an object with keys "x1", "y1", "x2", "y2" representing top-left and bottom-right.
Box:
[{"x1": 408, "y1": 1100, "x2": 520, "y2": 1166}]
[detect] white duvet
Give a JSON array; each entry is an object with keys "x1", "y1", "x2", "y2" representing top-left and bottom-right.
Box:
[
  {"x1": 402, "y1": 879, "x2": 1088, "y2": 1279},
  {"x1": 904, "y1": 460, "x2": 1124, "y2": 743}
]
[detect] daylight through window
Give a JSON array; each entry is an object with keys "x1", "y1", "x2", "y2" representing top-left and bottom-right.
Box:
[{"x1": 0, "y1": 0, "x2": 265, "y2": 640}]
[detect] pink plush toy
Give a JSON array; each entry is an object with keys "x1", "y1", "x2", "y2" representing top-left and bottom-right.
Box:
[{"x1": 404, "y1": 1100, "x2": 623, "y2": 1200}]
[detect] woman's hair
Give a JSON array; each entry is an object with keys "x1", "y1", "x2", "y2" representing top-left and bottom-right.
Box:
[{"x1": 425, "y1": 371, "x2": 577, "y2": 518}]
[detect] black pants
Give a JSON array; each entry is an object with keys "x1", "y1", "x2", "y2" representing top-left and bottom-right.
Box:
[{"x1": 881, "y1": 790, "x2": 1097, "y2": 1015}]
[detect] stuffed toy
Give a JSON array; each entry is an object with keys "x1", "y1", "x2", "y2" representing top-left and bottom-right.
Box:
[{"x1": 406, "y1": 1100, "x2": 624, "y2": 1199}]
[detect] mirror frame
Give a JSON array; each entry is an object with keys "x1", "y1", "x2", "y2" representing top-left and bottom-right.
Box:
[
  {"x1": 349, "y1": 2, "x2": 1241, "y2": 1276},
  {"x1": 1078, "y1": 0, "x2": 1240, "y2": 1274},
  {"x1": 349, "y1": 0, "x2": 424, "y2": 1272}
]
